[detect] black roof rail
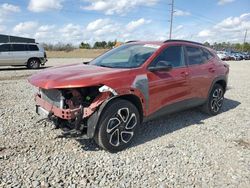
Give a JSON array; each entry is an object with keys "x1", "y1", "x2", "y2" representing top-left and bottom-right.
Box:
[
  {"x1": 125, "y1": 40, "x2": 139, "y2": 43},
  {"x1": 164, "y1": 39, "x2": 204, "y2": 46}
]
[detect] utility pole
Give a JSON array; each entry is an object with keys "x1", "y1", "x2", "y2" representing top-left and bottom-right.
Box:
[
  {"x1": 242, "y1": 29, "x2": 247, "y2": 52},
  {"x1": 169, "y1": 0, "x2": 174, "y2": 39}
]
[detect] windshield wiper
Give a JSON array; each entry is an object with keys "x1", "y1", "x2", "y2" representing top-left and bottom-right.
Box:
[{"x1": 97, "y1": 64, "x2": 114, "y2": 68}]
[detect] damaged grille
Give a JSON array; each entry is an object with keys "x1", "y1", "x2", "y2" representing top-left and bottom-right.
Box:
[{"x1": 40, "y1": 89, "x2": 63, "y2": 108}]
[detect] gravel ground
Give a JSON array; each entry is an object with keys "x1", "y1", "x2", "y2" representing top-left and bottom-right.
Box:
[{"x1": 0, "y1": 59, "x2": 250, "y2": 188}]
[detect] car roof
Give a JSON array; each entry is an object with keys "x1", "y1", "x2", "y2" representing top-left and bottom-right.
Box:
[
  {"x1": 128, "y1": 39, "x2": 205, "y2": 47},
  {"x1": 0, "y1": 42, "x2": 38, "y2": 45}
]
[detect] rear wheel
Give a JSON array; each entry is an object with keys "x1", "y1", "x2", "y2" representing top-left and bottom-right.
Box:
[
  {"x1": 94, "y1": 99, "x2": 140, "y2": 152},
  {"x1": 27, "y1": 58, "x2": 40, "y2": 69},
  {"x1": 202, "y1": 84, "x2": 224, "y2": 115}
]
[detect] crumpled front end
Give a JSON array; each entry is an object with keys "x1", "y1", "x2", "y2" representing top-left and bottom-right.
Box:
[{"x1": 35, "y1": 85, "x2": 115, "y2": 135}]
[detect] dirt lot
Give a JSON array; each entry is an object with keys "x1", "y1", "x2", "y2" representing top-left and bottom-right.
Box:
[
  {"x1": 47, "y1": 49, "x2": 108, "y2": 58},
  {"x1": 0, "y1": 59, "x2": 250, "y2": 187}
]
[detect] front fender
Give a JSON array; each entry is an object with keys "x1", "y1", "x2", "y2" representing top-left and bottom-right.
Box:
[{"x1": 86, "y1": 88, "x2": 146, "y2": 138}]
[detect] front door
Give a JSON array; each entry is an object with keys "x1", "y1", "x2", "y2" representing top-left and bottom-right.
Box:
[{"x1": 147, "y1": 45, "x2": 191, "y2": 115}]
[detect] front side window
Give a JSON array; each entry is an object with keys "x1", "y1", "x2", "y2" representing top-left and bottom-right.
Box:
[
  {"x1": 150, "y1": 45, "x2": 184, "y2": 68},
  {"x1": 185, "y1": 46, "x2": 204, "y2": 65},
  {"x1": 0, "y1": 44, "x2": 11, "y2": 52},
  {"x1": 12, "y1": 44, "x2": 26, "y2": 51},
  {"x1": 90, "y1": 44, "x2": 159, "y2": 68}
]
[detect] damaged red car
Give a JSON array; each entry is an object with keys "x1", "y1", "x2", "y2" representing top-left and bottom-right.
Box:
[{"x1": 28, "y1": 40, "x2": 229, "y2": 152}]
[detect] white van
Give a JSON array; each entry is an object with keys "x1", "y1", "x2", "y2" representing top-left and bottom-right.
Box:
[{"x1": 0, "y1": 43, "x2": 47, "y2": 69}]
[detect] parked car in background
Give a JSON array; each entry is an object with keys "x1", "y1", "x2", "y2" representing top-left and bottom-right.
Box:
[
  {"x1": 217, "y1": 51, "x2": 232, "y2": 61},
  {"x1": 227, "y1": 52, "x2": 238, "y2": 61},
  {"x1": 232, "y1": 52, "x2": 243, "y2": 61},
  {"x1": 216, "y1": 50, "x2": 250, "y2": 61},
  {"x1": 241, "y1": 52, "x2": 250, "y2": 60},
  {"x1": 29, "y1": 40, "x2": 229, "y2": 152},
  {"x1": 217, "y1": 51, "x2": 227, "y2": 60},
  {"x1": 0, "y1": 43, "x2": 47, "y2": 69}
]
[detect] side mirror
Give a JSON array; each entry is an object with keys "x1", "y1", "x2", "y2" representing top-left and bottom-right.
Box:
[{"x1": 148, "y1": 61, "x2": 172, "y2": 72}]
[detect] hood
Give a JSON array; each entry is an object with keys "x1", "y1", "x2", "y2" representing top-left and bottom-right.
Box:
[{"x1": 28, "y1": 64, "x2": 131, "y2": 89}]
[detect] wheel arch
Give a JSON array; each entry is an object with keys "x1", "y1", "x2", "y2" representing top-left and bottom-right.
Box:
[
  {"x1": 215, "y1": 79, "x2": 227, "y2": 91},
  {"x1": 117, "y1": 94, "x2": 144, "y2": 123},
  {"x1": 207, "y1": 75, "x2": 227, "y2": 98},
  {"x1": 86, "y1": 94, "x2": 144, "y2": 138}
]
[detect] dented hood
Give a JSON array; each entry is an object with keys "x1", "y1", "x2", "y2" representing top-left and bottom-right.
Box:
[{"x1": 28, "y1": 64, "x2": 130, "y2": 89}]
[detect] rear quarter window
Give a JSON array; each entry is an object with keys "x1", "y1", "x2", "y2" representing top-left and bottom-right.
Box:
[
  {"x1": 28, "y1": 45, "x2": 39, "y2": 51},
  {"x1": 202, "y1": 48, "x2": 214, "y2": 61},
  {"x1": 185, "y1": 46, "x2": 204, "y2": 65}
]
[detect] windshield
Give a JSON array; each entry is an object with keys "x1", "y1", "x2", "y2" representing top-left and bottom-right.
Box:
[{"x1": 90, "y1": 44, "x2": 160, "y2": 68}]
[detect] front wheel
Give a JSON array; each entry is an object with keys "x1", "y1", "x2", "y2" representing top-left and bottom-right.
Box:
[
  {"x1": 94, "y1": 99, "x2": 140, "y2": 152},
  {"x1": 202, "y1": 84, "x2": 224, "y2": 115}
]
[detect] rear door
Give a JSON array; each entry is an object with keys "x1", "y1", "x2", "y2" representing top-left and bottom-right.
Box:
[
  {"x1": 12, "y1": 44, "x2": 29, "y2": 65},
  {"x1": 27, "y1": 44, "x2": 40, "y2": 58},
  {"x1": 0, "y1": 44, "x2": 13, "y2": 66},
  {"x1": 147, "y1": 45, "x2": 191, "y2": 114},
  {"x1": 184, "y1": 45, "x2": 216, "y2": 99}
]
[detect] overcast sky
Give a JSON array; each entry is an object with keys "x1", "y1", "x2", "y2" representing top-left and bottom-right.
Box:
[{"x1": 0, "y1": 0, "x2": 249, "y2": 45}]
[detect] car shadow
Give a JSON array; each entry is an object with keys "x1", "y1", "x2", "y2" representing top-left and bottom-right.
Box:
[
  {"x1": 0, "y1": 66, "x2": 51, "y2": 71},
  {"x1": 131, "y1": 98, "x2": 240, "y2": 148},
  {"x1": 57, "y1": 98, "x2": 241, "y2": 152}
]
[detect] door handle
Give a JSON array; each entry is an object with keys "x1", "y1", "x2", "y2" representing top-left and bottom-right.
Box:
[
  {"x1": 208, "y1": 67, "x2": 215, "y2": 73},
  {"x1": 180, "y1": 71, "x2": 189, "y2": 77}
]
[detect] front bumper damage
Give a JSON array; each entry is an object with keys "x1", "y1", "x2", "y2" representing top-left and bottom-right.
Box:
[
  {"x1": 35, "y1": 87, "x2": 113, "y2": 138},
  {"x1": 35, "y1": 91, "x2": 110, "y2": 120}
]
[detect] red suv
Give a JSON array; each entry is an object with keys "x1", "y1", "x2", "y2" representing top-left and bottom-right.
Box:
[{"x1": 28, "y1": 40, "x2": 229, "y2": 152}]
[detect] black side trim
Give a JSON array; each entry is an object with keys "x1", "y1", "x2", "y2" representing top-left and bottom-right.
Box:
[
  {"x1": 208, "y1": 75, "x2": 227, "y2": 98},
  {"x1": 87, "y1": 96, "x2": 116, "y2": 138},
  {"x1": 144, "y1": 98, "x2": 206, "y2": 122},
  {"x1": 86, "y1": 109, "x2": 99, "y2": 138}
]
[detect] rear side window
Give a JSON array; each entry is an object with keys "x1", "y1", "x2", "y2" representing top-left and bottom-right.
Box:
[
  {"x1": 185, "y1": 46, "x2": 205, "y2": 65},
  {"x1": 12, "y1": 44, "x2": 26, "y2": 51},
  {"x1": 28, "y1": 45, "x2": 39, "y2": 51},
  {"x1": 150, "y1": 45, "x2": 184, "y2": 68},
  {"x1": 0, "y1": 44, "x2": 11, "y2": 52},
  {"x1": 202, "y1": 48, "x2": 214, "y2": 61}
]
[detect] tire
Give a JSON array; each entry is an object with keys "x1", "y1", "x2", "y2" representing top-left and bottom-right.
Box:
[
  {"x1": 94, "y1": 99, "x2": 140, "y2": 152},
  {"x1": 27, "y1": 58, "x2": 40, "y2": 69},
  {"x1": 201, "y1": 84, "x2": 224, "y2": 116}
]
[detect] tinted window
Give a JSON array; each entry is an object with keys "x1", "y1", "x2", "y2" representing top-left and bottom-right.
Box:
[
  {"x1": 202, "y1": 48, "x2": 214, "y2": 61},
  {"x1": 28, "y1": 45, "x2": 39, "y2": 51},
  {"x1": 0, "y1": 44, "x2": 11, "y2": 52},
  {"x1": 150, "y1": 46, "x2": 184, "y2": 68},
  {"x1": 185, "y1": 46, "x2": 204, "y2": 65},
  {"x1": 12, "y1": 44, "x2": 26, "y2": 51}
]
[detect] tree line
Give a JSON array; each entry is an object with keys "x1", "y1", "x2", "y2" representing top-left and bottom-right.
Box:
[
  {"x1": 79, "y1": 40, "x2": 117, "y2": 49},
  {"x1": 42, "y1": 40, "x2": 117, "y2": 51},
  {"x1": 42, "y1": 41, "x2": 250, "y2": 52},
  {"x1": 204, "y1": 42, "x2": 250, "y2": 52}
]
